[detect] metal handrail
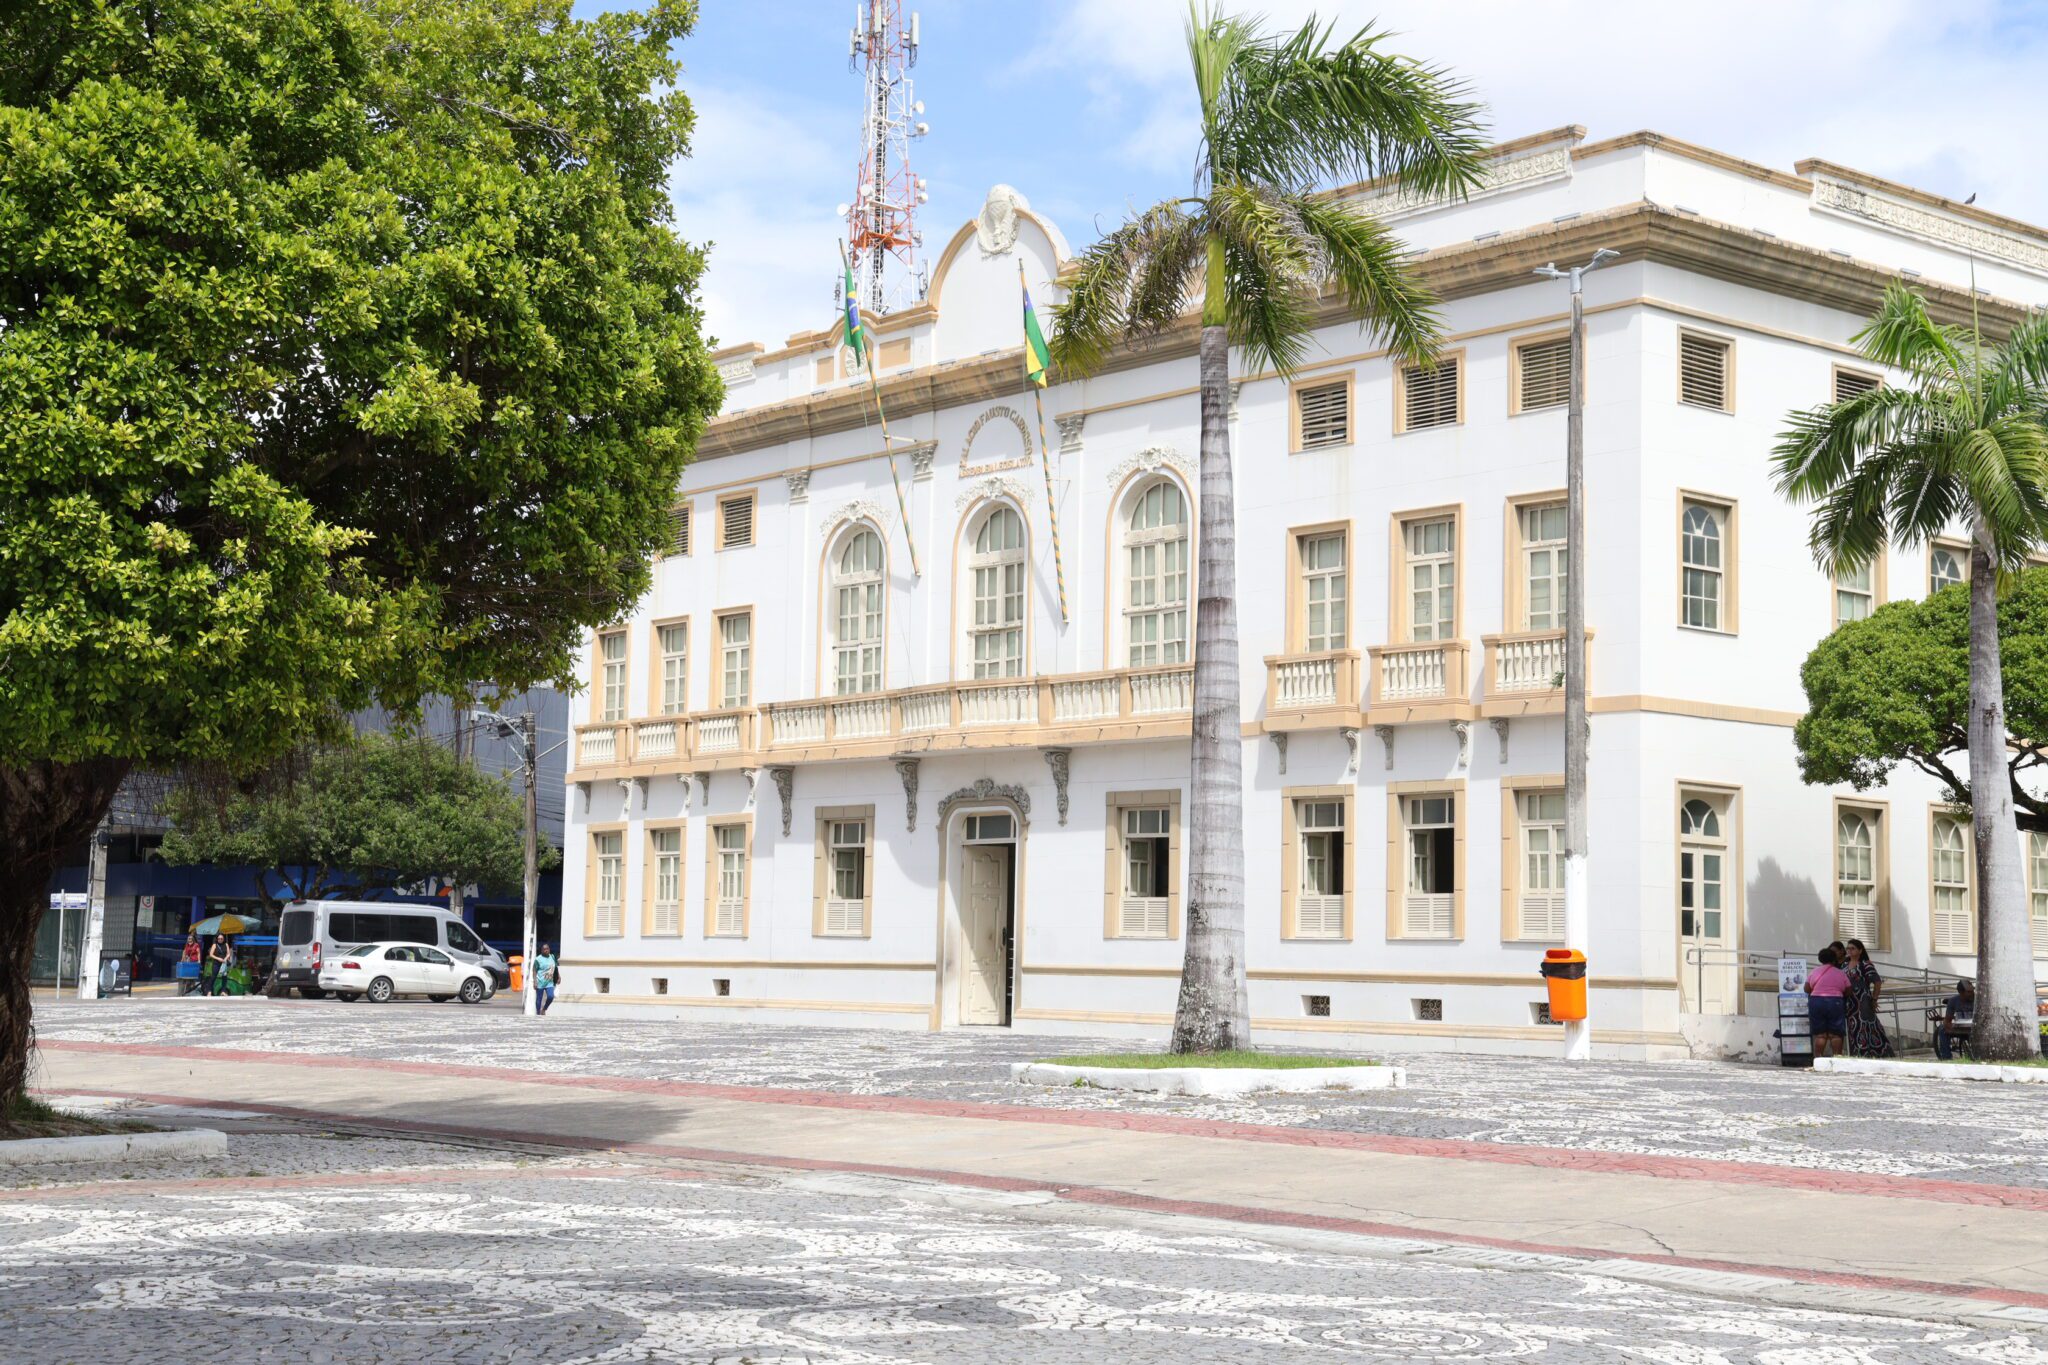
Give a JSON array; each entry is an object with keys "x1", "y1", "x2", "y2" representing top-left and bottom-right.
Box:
[{"x1": 1679, "y1": 944, "x2": 1955, "y2": 1053}]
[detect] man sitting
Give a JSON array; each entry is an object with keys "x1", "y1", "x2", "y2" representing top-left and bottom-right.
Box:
[{"x1": 1934, "y1": 979, "x2": 1975, "y2": 1061}]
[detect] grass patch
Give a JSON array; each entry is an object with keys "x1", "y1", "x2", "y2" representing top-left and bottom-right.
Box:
[
  {"x1": 1040, "y1": 1051, "x2": 1377, "y2": 1071},
  {"x1": 1, "y1": 1094, "x2": 154, "y2": 1142}
]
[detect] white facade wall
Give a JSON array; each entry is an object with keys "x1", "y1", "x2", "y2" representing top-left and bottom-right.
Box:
[{"x1": 563, "y1": 129, "x2": 2048, "y2": 1056}]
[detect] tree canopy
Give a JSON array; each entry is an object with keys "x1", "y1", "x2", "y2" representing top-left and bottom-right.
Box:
[
  {"x1": 1795, "y1": 570, "x2": 2048, "y2": 831},
  {"x1": 160, "y1": 734, "x2": 548, "y2": 903}
]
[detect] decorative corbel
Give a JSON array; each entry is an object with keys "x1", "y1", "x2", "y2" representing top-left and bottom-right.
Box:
[
  {"x1": 1373, "y1": 725, "x2": 1396, "y2": 771},
  {"x1": 1055, "y1": 413, "x2": 1086, "y2": 456},
  {"x1": 575, "y1": 780, "x2": 593, "y2": 818},
  {"x1": 783, "y1": 468, "x2": 812, "y2": 503},
  {"x1": 1490, "y1": 717, "x2": 1511, "y2": 764},
  {"x1": 1269, "y1": 731, "x2": 1289, "y2": 776},
  {"x1": 618, "y1": 777, "x2": 644, "y2": 817},
  {"x1": 894, "y1": 757, "x2": 922, "y2": 832},
  {"x1": 691, "y1": 771, "x2": 712, "y2": 810},
  {"x1": 1340, "y1": 727, "x2": 1361, "y2": 779},
  {"x1": 1450, "y1": 720, "x2": 1472, "y2": 770},
  {"x1": 1041, "y1": 749, "x2": 1072, "y2": 826},
  {"x1": 908, "y1": 440, "x2": 938, "y2": 481},
  {"x1": 741, "y1": 767, "x2": 761, "y2": 810},
  {"x1": 770, "y1": 766, "x2": 795, "y2": 837},
  {"x1": 1226, "y1": 380, "x2": 1244, "y2": 422}
]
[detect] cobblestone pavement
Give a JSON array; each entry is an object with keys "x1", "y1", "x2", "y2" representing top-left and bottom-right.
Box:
[
  {"x1": 31, "y1": 997, "x2": 2048, "y2": 1189},
  {"x1": 3, "y1": 1121, "x2": 2043, "y2": 1363}
]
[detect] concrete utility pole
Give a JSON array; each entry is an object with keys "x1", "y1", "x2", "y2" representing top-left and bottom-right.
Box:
[
  {"x1": 519, "y1": 711, "x2": 540, "y2": 1018},
  {"x1": 1534, "y1": 248, "x2": 1617, "y2": 1063},
  {"x1": 449, "y1": 694, "x2": 472, "y2": 922},
  {"x1": 77, "y1": 824, "x2": 108, "y2": 1001}
]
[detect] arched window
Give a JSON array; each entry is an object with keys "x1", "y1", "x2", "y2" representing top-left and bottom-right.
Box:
[
  {"x1": 1679, "y1": 501, "x2": 1724, "y2": 629},
  {"x1": 967, "y1": 505, "x2": 1026, "y2": 678},
  {"x1": 1123, "y1": 480, "x2": 1189, "y2": 667},
  {"x1": 1929, "y1": 546, "x2": 1964, "y2": 595},
  {"x1": 831, "y1": 527, "x2": 884, "y2": 694},
  {"x1": 1835, "y1": 809, "x2": 1877, "y2": 942},
  {"x1": 1679, "y1": 798, "x2": 1721, "y2": 840}
]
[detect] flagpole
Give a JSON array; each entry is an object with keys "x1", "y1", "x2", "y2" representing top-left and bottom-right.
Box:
[
  {"x1": 840, "y1": 241, "x2": 920, "y2": 579},
  {"x1": 1020, "y1": 263, "x2": 1070, "y2": 624}
]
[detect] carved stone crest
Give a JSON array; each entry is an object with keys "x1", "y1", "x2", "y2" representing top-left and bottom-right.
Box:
[
  {"x1": 975, "y1": 184, "x2": 1030, "y2": 256},
  {"x1": 955, "y1": 475, "x2": 1034, "y2": 515},
  {"x1": 822, "y1": 498, "x2": 894, "y2": 535},
  {"x1": 960, "y1": 405, "x2": 1033, "y2": 476},
  {"x1": 936, "y1": 778, "x2": 1031, "y2": 832},
  {"x1": 1104, "y1": 444, "x2": 1194, "y2": 490}
]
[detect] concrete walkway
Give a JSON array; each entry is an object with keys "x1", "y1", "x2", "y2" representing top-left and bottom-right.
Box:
[{"x1": 35, "y1": 1038, "x2": 2048, "y2": 1317}]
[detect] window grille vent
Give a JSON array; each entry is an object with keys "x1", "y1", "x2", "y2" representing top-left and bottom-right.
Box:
[
  {"x1": 720, "y1": 495, "x2": 755, "y2": 549},
  {"x1": 1679, "y1": 334, "x2": 1731, "y2": 410},
  {"x1": 1833, "y1": 368, "x2": 1879, "y2": 403},
  {"x1": 652, "y1": 977, "x2": 669, "y2": 996},
  {"x1": 1402, "y1": 359, "x2": 1460, "y2": 430},
  {"x1": 1413, "y1": 997, "x2": 1443, "y2": 1022},
  {"x1": 712, "y1": 977, "x2": 731, "y2": 997},
  {"x1": 1518, "y1": 337, "x2": 1571, "y2": 411},
  {"x1": 594, "y1": 976, "x2": 611, "y2": 995},
  {"x1": 1304, "y1": 994, "x2": 1331, "y2": 1018},
  {"x1": 1296, "y1": 380, "x2": 1351, "y2": 449},
  {"x1": 666, "y1": 503, "x2": 691, "y2": 556},
  {"x1": 1532, "y1": 1002, "x2": 1558, "y2": 1026}
]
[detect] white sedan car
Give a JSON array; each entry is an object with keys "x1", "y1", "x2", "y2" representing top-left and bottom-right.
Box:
[{"x1": 320, "y1": 942, "x2": 495, "y2": 1004}]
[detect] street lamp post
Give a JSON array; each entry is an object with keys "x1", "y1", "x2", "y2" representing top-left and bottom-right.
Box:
[
  {"x1": 485, "y1": 711, "x2": 542, "y2": 1018},
  {"x1": 1534, "y1": 248, "x2": 1617, "y2": 1063}
]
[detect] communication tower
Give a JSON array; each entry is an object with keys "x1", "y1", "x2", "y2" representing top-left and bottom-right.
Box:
[{"x1": 843, "y1": 2, "x2": 928, "y2": 317}]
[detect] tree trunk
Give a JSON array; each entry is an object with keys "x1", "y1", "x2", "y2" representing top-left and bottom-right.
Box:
[
  {"x1": 1171, "y1": 318, "x2": 1250, "y2": 1053},
  {"x1": 0, "y1": 759, "x2": 131, "y2": 1106},
  {"x1": 1965, "y1": 527, "x2": 2038, "y2": 1059}
]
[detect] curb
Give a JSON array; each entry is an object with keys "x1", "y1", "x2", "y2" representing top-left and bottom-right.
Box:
[
  {"x1": 1816, "y1": 1057, "x2": 2048, "y2": 1084},
  {"x1": 0, "y1": 1128, "x2": 228, "y2": 1168},
  {"x1": 1011, "y1": 1061, "x2": 1405, "y2": 1095}
]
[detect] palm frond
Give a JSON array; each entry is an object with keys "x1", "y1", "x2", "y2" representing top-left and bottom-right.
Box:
[
  {"x1": 1772, "y1": 383, "x2": 1933, "y2": 505},
  {"x1": 1207, "y1": 182, "x2": 1318, "y2": 374},
  {"x1": 1204, "y1": 14, "x2": 1486, "y2": 199},
  {"x1": 1955, "y1": 414, "x2": 2048, "y2": 566},
  {"x1": 1046, "y1": 201, "x2": 1204, "y2": 375},
  {"x1": 1292, "y1": 194, "x2": 1442, "y2": 367},
  {"x1": 1856, "y1": 283, "x2": 1971, "y2": 392},
  {"x1": 1184, "y1": 2, "x2": 1256, "y2": 192}
]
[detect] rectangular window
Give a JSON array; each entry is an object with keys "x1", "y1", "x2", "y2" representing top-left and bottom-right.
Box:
[
  {"x1": 1679, "y1": 497, "x2": 1730, "y2": 631},
  {"x1": 1514, "y1": 335, "x2": 1572, "y2": 412},
  {"x1": 1294, "y1": 378, "x2": 1351, "y2": 450},
  {"x1": 666, "y1": 503, "x2": 692, "y2": 557},
  {"x1": 1678, "y1": 331, "x2": 1732, "y2": 412},
  {"x1": 592, "y1": 831, "x2": 624, "y2": 937},
  {"x1": 1401, "y1": 794, "x2": 1457, "y2": 939},
  {"x1": 2029, "y1": 830, "x2": 2048, "y2": 958},
  {"x1": 1931, "y1": 812, "x2": 1973, "y2": 954},
  {"x1": 1398, "y1": 357, "x2": 1461, "y2": 431},
  {"x1": 1120, "y1": 807, "x2": 1172, "y2": 938},
  {"x1": 823, "y1": 819, "x2": 867, "y2": 936},
  {"x1": 1835, "y1": 806, "x2": 1880, "y2": 945},
  {"x1": 719, "y1": 611, "x2": 752, "y2": 707},
  {"x1": 1403, "y1": 516, "x2": 1457, "y2": 642},
  {"x1": 1517, "y1": 790, "x2": 1566, "y2": 941},
  {"x1": 1295, "y1": 799, "x2": 1347, "y2": 939},
  {"x1": 1519, "y1": 502, "x2": 1567, "y2": 632},
  {"x1": 598, "y1": 631, "x2": 627, "y2": 722},
  {"x1": 717, "y1": 491, "x2": 756, "y2": 549},
  {"x1": 712, "y1": 823, "x2": 748, "y2": 937},
  {"x1": 1300, "y1": 531, "x2": 1347, "y2": 652},
  {"x1": 1833, "y1": 367, "x2": 1880, "y2": 403},
  {"x1": 658, "y1": 623, "x2": 689, "y2": 715},
  {"x1": 973, "y1": 561, "x2": 1027, "y2": 677},
  {"x1": 1834, "y1": 560, "x2": 1875, "y2": 625},
  {"x1": 648, "y1": 827, "x2": 682, "y2": 935}
]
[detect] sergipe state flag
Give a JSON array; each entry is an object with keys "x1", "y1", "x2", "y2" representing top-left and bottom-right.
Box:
[{"x1": 1021, "y1": 281, "x2": 1052, "y2": 387}]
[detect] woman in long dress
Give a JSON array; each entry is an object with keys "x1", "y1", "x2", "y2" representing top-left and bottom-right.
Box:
[{"x1": 1842, "y1": 938, "x2": 1893, "y2": 1058}]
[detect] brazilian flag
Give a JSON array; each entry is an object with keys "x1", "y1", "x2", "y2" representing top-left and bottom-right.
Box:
[
  {"x1": 1021, "y1": 282, "x2": 1052, "y2": 387},
  {"x1": 842, "y1": 264, "x2": 866, "y2": 368}
]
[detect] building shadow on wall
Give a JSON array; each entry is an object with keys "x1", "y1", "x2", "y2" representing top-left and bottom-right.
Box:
[{"x1": 1748, "y1": 856, "x2": 1828, "y2": 956}]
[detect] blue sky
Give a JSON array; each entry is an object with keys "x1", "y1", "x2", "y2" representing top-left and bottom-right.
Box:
[{"x1": 585, "y1": 0, "x2": 2048, "y2": 351}]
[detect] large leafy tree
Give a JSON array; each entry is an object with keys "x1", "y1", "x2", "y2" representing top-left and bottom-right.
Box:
[
  {"x1": 1796, "y1": 572, "x2": 2048, "y2": 834},
  {"x1": 1774, "y1": 286, "x2": 2048, "y2": 1059},
  {"x1": 160, "y1": 734, "x2": 548, "y2": 906},
  {"x1": 0, "y1": 0, "x2": 720, "y2": 1101},
  {"x1": 1047, "y1": 4, "x2": 1482, "y2": 1052}
]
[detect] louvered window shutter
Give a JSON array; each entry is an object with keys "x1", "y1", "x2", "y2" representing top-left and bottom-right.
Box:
[
  {"x1": 1296, "y1": 381, "x2": 1350, "y2": 450},
  {"x1": 1402, "y1": 360, "x2": 1459, "y2": 430},
  {"x1": 1517, "y1": 338, "x2": 1571, "y2": 411},
  {"x1": 1833, "y1": 368, "x2": 1879, "y2": 403},
  {"x1": 721, "y1": 496, "x2": 754, "y2": 548},
  {"x1": 668, "y1": 504, "x2": 692, "y2": 556},
  {"x1": 1679, "y1": 334, "x2": 1730, "y2": 410}
]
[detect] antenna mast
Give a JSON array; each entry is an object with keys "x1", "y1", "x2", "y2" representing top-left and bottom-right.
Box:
[{"x1": 846, "y1": 1, "x2": 927, "y2": 317}]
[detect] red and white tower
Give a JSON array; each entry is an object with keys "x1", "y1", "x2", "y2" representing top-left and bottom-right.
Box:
[{"x1": 845, "y1": 2, "x2": 927, "y2": 316}]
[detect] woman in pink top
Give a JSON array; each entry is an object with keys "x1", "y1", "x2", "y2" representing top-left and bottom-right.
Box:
[{"x1": 1805, "y1": 947, "x2": 1851, "y2": 1058}]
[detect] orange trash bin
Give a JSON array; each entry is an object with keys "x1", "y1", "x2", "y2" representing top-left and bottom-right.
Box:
[
  {"x1": 509, "y1": 955, "x2": 525, "y2": 992},
  {"x1": 1539, "y1": 948, "x2": 1588, "y2": 1022}
]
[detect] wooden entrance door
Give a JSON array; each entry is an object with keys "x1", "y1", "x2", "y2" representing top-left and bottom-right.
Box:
[{"x1": 960, "y1": 845, "x2": 1010, "y2": 1025}]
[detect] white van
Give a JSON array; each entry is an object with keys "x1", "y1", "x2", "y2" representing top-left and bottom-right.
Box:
[{"x1": 274, "y1": 900, "x2": 509, "y2": 999}]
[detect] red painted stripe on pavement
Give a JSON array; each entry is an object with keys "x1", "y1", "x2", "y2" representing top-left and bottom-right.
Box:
[
  {"x1": 28, "y1": 1083, "x2": 2048, "y2": 1314},
  {"x1": 38, "y1": 1039, "x2": 2048, "y2": 1213}
]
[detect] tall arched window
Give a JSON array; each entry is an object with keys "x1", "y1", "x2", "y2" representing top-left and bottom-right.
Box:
[
  {"x1": 1124, "y1": 480, "x2": 1189, "y2": 666},
  {"x1": 968, "y1": 505, "x2": 1026, "y2": 678},
  {"x1": 831, "y1": 527, "x2": 884, "y2": 694},
  {"x1": 1680, "y1": 501, "x2": 1724, "y2": 629}
]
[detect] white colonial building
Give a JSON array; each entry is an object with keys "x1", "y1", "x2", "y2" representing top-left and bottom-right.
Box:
[{"x1": 559, "y1": 126, "x2": 2048, "y2": 1057}]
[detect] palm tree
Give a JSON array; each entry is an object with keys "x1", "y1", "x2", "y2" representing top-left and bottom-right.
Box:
[
  {"x1": 1775, "y1": 284, "x2": 2048, "y2": 1060},
  {"x1": 1047, "y1": 4, "x2": 1483, "y2": 1053}
]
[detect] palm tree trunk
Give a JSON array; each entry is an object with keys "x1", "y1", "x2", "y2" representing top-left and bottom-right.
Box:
[
  {"x1": 1965, "y1": 524, "x2": 2038, "y2": 1059},
  {"x1": 1171, "y1": 318, "x2": 1250, "y2": 1053}
]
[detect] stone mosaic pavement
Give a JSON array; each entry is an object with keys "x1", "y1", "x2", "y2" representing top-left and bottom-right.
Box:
[
  {"x1": 31, "y1": 997, "x2": 2048, "y2": 1189},
  {"x1": 3, "y1": 1121, "x2": 2044, "y2": 1364}
]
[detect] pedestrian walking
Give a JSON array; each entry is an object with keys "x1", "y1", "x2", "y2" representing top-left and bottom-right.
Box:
[
  {"x1": 1804, "y1": 945, "x2": 1850, "y2": 1058},
  {"x1": 532, "y1": 944, "x2": 558, "y2": 1016},
  {"x1": 1842, "y1": 938, "x2": 1892, "y2": 1058},
  {"x1": 206, "y1": 935, "x2": 231, "y2": 997}
]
